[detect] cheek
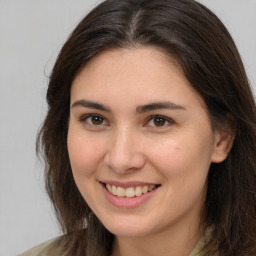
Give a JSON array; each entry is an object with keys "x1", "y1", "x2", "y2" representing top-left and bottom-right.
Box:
[
  {"x1": 148, "y1": 132, "x2": 214, "y2": 181},
  {"x1": 67, "y1": 131, "x2": 106, "y2": 178},
  {"x1": 149, "y1": 137, "x2": 211, "y2": 213}
]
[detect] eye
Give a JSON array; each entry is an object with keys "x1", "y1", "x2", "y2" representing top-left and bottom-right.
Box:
[
  {"x1": 80, "y1": 114, "x2": 108, "y2": 126},
  {"x1": 146, "y1": 115, "x2": 174, "y2": 127}
]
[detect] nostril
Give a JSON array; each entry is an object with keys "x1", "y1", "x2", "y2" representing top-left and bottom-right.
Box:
[{"x1": 104, "y1": 154, "x2": 145, "y2": 173}]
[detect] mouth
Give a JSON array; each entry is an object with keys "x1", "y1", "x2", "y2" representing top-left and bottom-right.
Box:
[{"x1": 102, "y1": 182, "x2": 161, "y2": 198}]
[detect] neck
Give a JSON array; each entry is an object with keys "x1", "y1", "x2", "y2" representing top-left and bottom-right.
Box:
[{"x1": 111, "y1": 222, "x2": 205, "y2": 256}]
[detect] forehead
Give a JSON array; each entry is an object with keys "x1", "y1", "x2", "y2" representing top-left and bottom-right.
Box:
[
  {"x1": 74, "y1": 46, "x2": 183, "y2": 81},
  {"x1": 70, "y1": 47, "x2": 204, "y2": 109}
]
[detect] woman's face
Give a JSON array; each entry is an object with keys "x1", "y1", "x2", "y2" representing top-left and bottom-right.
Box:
[{"x1": 68, "y1": 47, "x2": 225, "y2": 239}]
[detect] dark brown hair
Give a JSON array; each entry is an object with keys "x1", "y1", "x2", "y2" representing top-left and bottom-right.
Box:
[{"x1": 37, "y1": 0, "x2": 256, "y2": 255}]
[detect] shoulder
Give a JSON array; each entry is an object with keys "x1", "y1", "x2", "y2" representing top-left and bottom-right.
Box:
[
  {"x1": 17, "y1": 237, "x2": 65, "y2": 256},
  {"x1": 189, "y1": 227, "x2": 214, "y2": 256}
]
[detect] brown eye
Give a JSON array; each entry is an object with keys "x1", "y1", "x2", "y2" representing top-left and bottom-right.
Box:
[
  {"x1": 153, "y1": 117, "x2": 166, "y2": 126},
  {"x1": 82, "y1": 114, "x2": 107, "y2": 126},
  {"x1": 91, "y1": 116, "x2": 104, "y2": 125},
  {"x1": 147, "y1": 115, "x2": 173, "y2": 128}
]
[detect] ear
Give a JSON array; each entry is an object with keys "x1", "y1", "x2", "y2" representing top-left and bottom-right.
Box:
[{"x1": 211, "y1": 119, "x2": 236, "y2": 163}]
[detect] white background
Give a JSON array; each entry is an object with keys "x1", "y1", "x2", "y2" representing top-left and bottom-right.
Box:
[{"x1": 0, "y1": 1, "x2": 255, "y2": 255}]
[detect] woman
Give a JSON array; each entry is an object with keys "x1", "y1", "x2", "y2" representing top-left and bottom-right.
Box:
[{"x1": 20, "y1": 0, "x2": 256, "y2": 255}]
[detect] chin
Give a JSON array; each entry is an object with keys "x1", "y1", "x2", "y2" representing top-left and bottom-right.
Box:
[
  {"x1": 107, "y1": 225, "x2": 151, "y2": 238},
  {"x1": 99, "y1": 215, "x2": 154, "y2": 238}
]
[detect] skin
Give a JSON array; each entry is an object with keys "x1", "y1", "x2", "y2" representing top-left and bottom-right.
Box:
[{"x1": 67, "y1": 47, "x2": 233, "y2": 256}]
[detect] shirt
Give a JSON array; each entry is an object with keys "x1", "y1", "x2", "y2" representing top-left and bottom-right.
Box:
[{"x1": 18, "y1": 227, "x2": 213, "y2": 256}]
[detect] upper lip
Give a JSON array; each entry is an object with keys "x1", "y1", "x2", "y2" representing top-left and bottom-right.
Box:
[{"x1": 100, "y1": 180, "x2": 160, "y2": 189}]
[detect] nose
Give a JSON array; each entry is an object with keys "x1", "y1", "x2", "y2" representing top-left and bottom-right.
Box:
[{"x1": 104, "y1": 128, "x2": 146, "y2": 174}]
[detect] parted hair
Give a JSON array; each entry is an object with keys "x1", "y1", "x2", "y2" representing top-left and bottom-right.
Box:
[{"x1": 37, "y1": 0, "x2": 256, "y2": 255}]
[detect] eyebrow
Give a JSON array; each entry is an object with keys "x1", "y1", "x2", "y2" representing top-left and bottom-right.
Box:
[
  {"x1": 136, "y1": 102, "x2": 186, "y2": 114},
  {"x1": 71, "y1": 100, "x2": 111, "y2": 112},
  {"x1": 71, "y1": 99, "x2": 186, "y2": 113}
]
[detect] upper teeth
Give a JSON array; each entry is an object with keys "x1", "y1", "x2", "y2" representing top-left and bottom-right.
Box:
[{"x1": 106, "y1": 184, "x2": 156, "y2": 198}]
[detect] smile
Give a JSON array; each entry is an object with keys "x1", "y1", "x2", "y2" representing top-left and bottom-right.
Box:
[
  {"x1": 101, "y1": 181, "x2": 161, "y2": 208},
  {"x1": 105, "y1": 183, "x2": 158, "y2": 198}
]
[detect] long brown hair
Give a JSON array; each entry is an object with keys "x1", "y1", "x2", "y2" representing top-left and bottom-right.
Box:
[{"x1": 37, "y1": 0, "x2": 256, "y2": 255}]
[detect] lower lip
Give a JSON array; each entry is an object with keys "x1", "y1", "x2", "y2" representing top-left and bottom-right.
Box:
[{"x1": 101, "y1": 184, "x2": 159, "y2": 209}]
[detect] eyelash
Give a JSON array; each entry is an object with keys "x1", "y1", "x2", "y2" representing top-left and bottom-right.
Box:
[
  {"x1": 80, "y1": 114, "x2": 109, "y2": 126},
  {"x1": 146, "y1": 115, "x2": 174, "y2": 128},
  {"x1": 79, "y1": 114, "x2": 174, "y2": 128}
]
